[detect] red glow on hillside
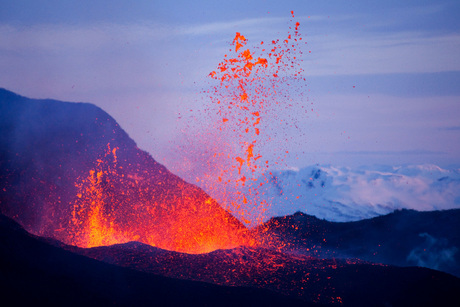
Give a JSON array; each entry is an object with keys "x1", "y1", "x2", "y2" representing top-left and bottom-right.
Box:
[{"x1": 60, "y1": 144, "x2": 254, "y2": 253}]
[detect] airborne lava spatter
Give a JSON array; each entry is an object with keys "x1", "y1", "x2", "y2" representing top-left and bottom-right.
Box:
[
  {"x1": 201, "y1": 11, "x2": 308, "y2": 226},
  {"x1": 0, "y1": 13, "x2": 308, "y2": 255},
  {"x1": 64, "y1": 12, "x2": 309, "y2": 253}
]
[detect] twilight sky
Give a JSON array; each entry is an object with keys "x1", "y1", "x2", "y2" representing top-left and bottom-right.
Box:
[{"x1": 1, "y1": 0, "x2": 460, "y2": 183}]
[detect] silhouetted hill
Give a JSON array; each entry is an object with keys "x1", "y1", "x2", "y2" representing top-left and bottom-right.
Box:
[
  {"x1": 253, "y1": 209, "x2": 460, "y2": 277},
  {"x1": 3, "y1": 209, "x2": 460, "y2": 306},
  {"x1": 0, "y1": 88, "x2": 251, "y2": 253},
  {"x1": 0, "y1": 213, "x2": 307, "y2": 306},
  {"x1": 66, "y1": 236, "x2": 460, "y2": 306}
]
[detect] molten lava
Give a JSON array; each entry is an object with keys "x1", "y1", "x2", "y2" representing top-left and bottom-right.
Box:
[
  {"x1": 201, "y1": 10, "x2": 307, "y2": 225},
  {"x1": 59, "y1": 143, "x2": 254, "y2": 253}
]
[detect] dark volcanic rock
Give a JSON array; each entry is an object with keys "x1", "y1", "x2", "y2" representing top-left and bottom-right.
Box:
[
  {"x1": 0, "y1": 213, "x2": 307, "y2": 306},
  {"x1": 68, "y1": 238, "x2": 460, "y2": 306}
]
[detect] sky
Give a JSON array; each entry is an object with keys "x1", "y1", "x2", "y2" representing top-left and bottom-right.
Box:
[{"x1": 1, "y1": 0, "x2": 460, "y2": 184}]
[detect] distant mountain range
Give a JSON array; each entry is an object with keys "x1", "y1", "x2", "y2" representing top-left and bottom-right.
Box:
[
  {"x1": 0, "y1": 88, "x2": 251, "y2": 253},
  {"x1": 246, "y1": 164, "x2": 460, "y2": 222},
  {"x1": 253, "y1": 208, "x2": 460, "y2": 278}
]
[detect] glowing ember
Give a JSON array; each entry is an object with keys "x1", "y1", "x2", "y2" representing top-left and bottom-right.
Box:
[{"x1": 200, "y1": 11, "x2": 307, "y2": 225}]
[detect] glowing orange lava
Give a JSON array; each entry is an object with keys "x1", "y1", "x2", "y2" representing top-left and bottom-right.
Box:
[
  {"x1": 62, "y1": 144, "x2": 254, "y2": 253},
  {"x1": 203, "y1": 11, "x2": 306, "y2": 226}
]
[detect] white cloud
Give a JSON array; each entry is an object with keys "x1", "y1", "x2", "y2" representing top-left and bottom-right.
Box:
[
  {"x1": 304, "y1": 31, "x2": 460, "y2": 75},
  {"x1": 177, "y1": 16, "x2": 287, "y2": 36},
  {"x1": 0, "y1": 22, "x2": 173, "y2": 52}
]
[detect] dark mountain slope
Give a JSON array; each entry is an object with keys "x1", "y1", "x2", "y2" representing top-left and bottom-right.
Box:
[
  {"x1": 66, "y1": 237, "x2": 460, "y2": 306},
  {"x1": 0, "y1": 213, "x2": 307, "y2": 306},
  {"x1": 0, "y1": 88, "x2": 251, "y2": 253},
  {"x1": 253, "y1": 209, "x2": 460, "y2": 277}
]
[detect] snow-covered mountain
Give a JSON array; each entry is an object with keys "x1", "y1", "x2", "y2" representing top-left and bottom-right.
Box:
[{"x1": 247, "y1": 164, "x2": 460, "y2": 222}]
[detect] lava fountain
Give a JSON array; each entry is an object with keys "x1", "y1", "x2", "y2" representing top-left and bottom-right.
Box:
[
  {"x1": 0, "y1": 91, "x2": 253, "y2": 254},
  {"x1": 195, "y1": 10, "x2": 309, "y2": 226},
  {"x1": 0, "y1": 12, "x2": 308, "y2": 255},
  {"x1": 62, "y1": 11, "x2": 308, "y2": 252},
  {"x1": 62, "y1": 143, "x2": 255, "y2": 253}
]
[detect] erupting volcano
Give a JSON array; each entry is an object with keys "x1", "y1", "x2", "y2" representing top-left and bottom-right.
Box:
[
  {"x1": 65, "y1": 143, "x2": 255, "y2": 253},
  {"x1": 2, "y1": 9, "x2": 459, "y2": 306},
  {"x1": 0, "y1": 12, "x2": 308, "y2": 253},
  {"x1": 0, "y1": 89, "x2": 253, "y2": 254}
]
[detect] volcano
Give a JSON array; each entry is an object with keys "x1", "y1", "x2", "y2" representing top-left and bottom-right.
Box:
[
  {"x1": 1, "y1": 89, "x2": 460, "y2": 306},
  {"x1": 0, "y1": 88, "x2": 252, "y2": 253}
]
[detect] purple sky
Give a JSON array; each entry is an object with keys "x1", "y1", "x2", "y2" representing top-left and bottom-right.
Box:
[{"x1": 1, "y1": 0, "x2": 459, "y2": 184}]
